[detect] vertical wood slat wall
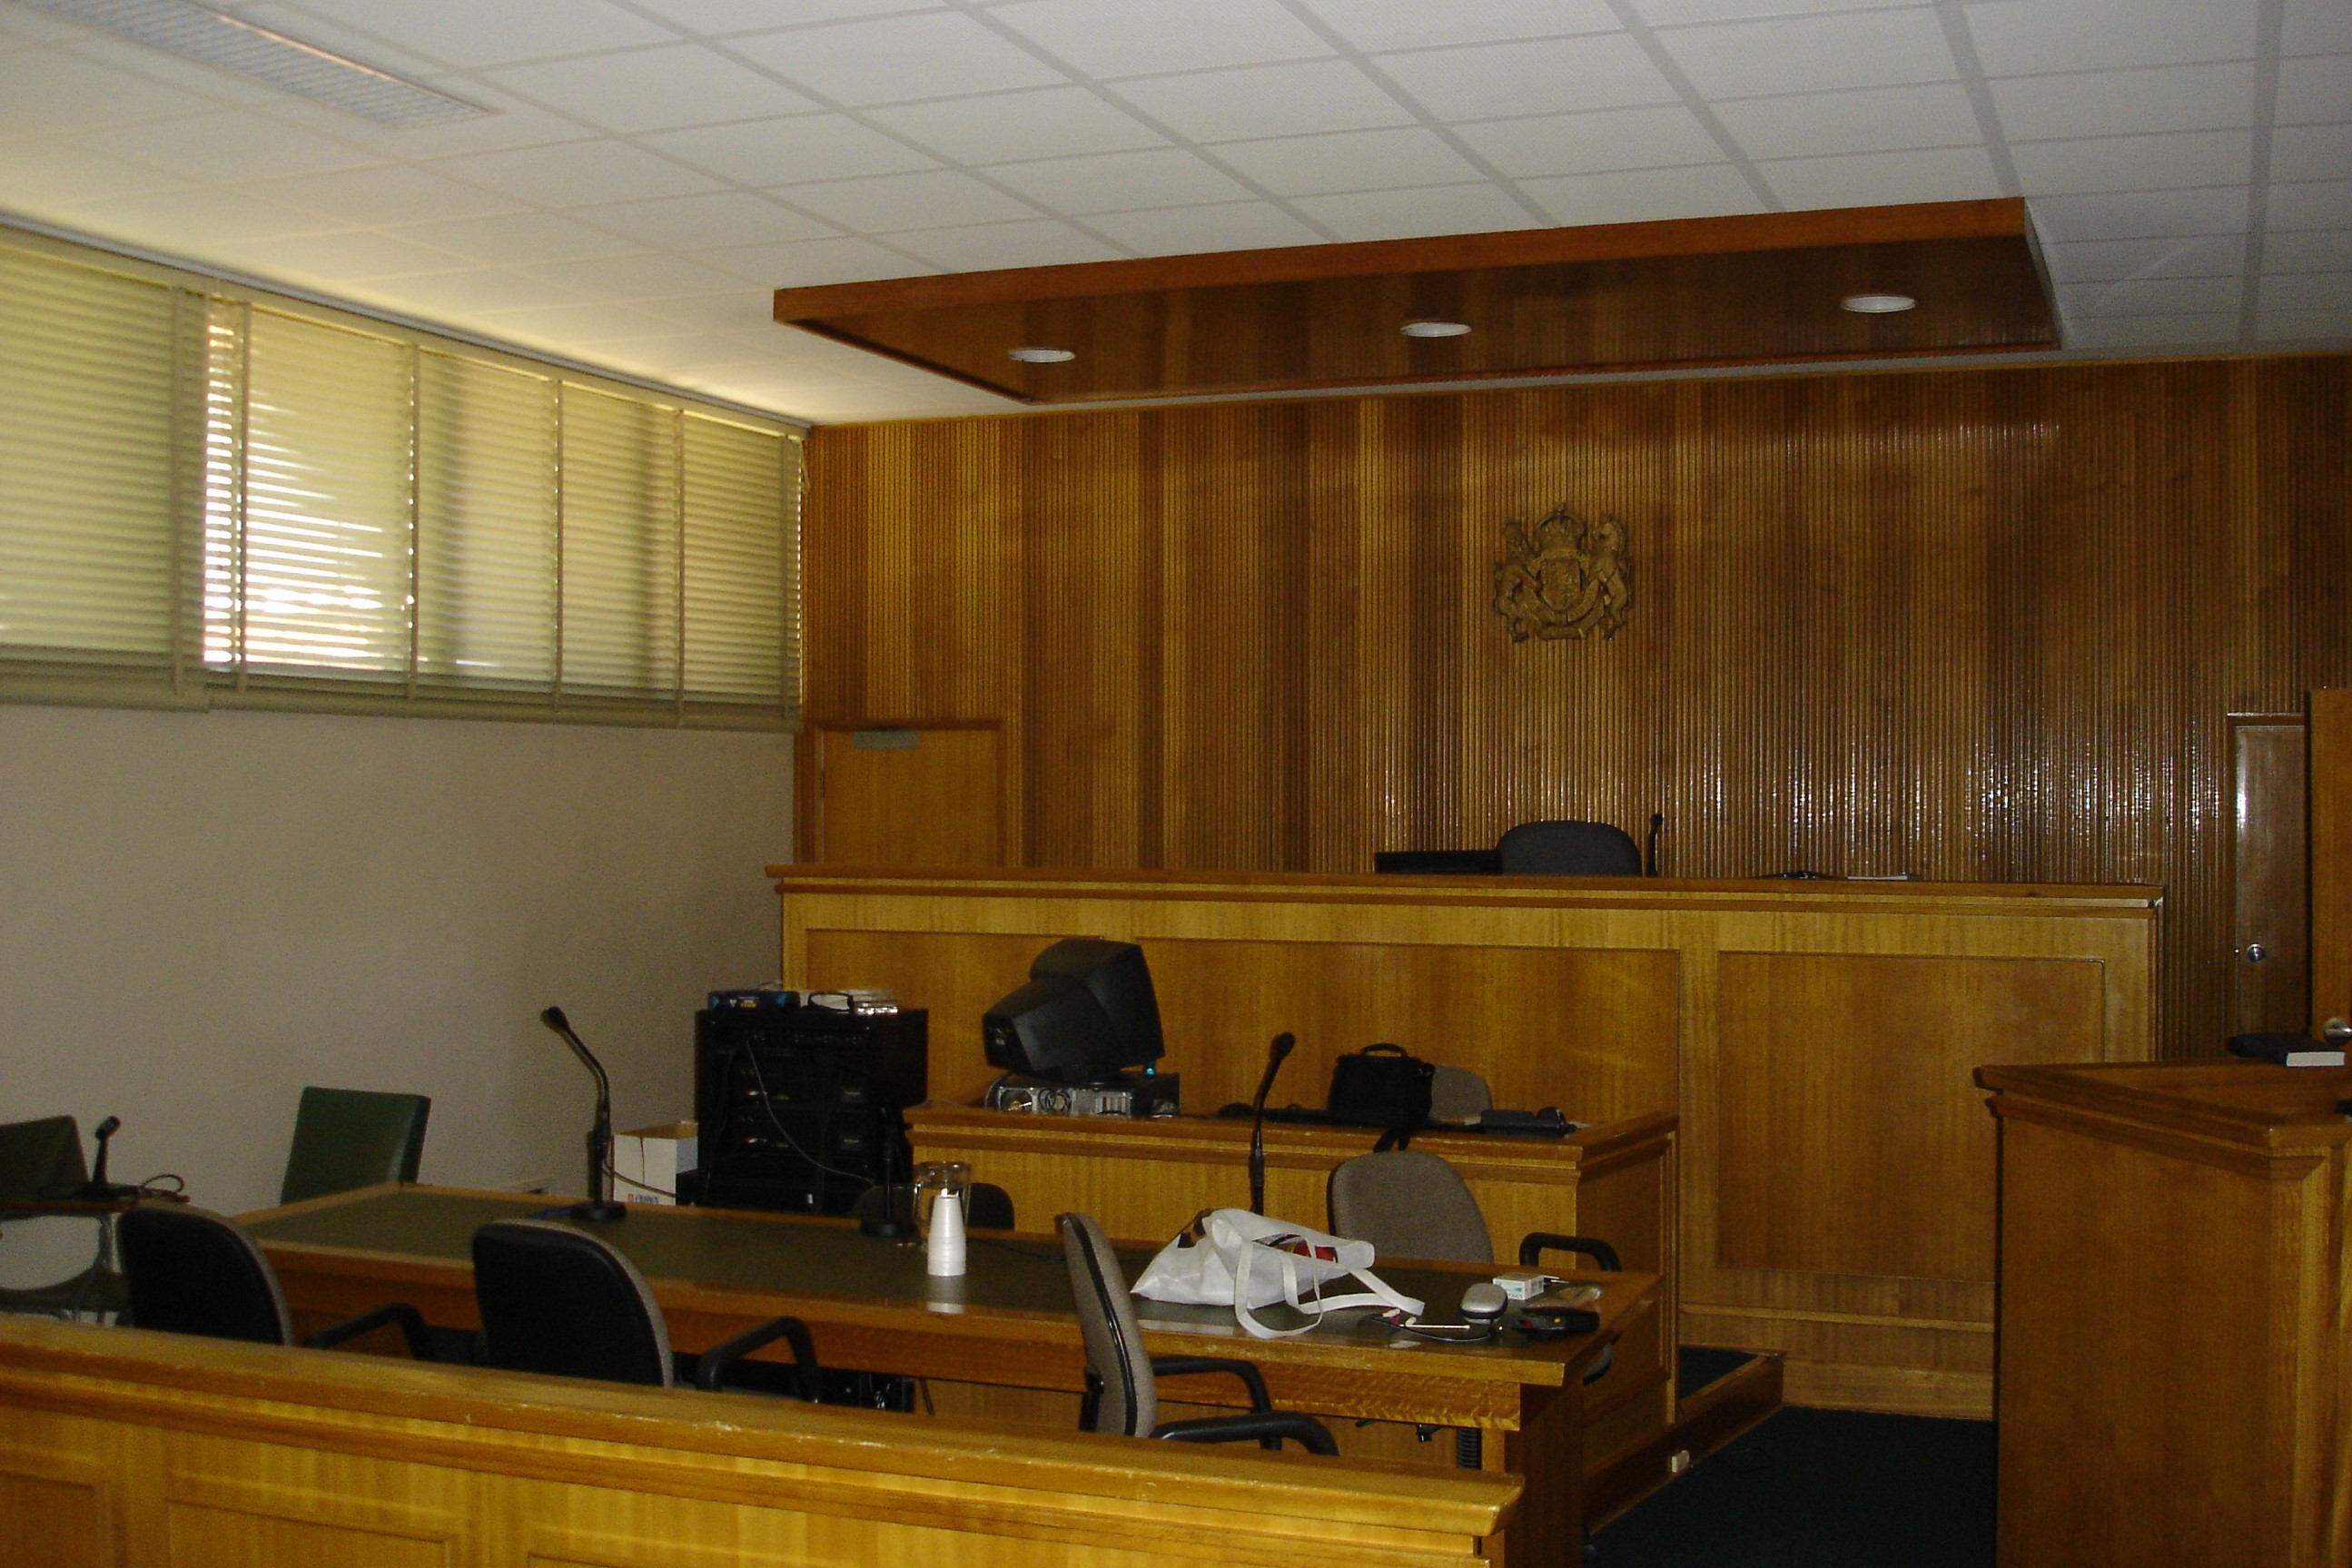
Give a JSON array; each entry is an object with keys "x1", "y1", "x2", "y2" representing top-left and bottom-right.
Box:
[{"x1": 804, "y1": 354, "x2": 2352, "y2": 1059}]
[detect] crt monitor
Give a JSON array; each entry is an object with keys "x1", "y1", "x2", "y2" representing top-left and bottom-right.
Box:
[{"x1": 982, "y1": 938, "x2": 1164, "y2": 1085}]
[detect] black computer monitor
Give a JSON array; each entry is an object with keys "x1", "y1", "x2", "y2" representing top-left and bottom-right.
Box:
[{"x1": 982, "y1": 938, "x2": 1164, "y2": 1085}]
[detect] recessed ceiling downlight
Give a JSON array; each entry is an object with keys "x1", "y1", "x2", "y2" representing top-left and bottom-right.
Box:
[
  {"x1": 1008, "y1": 346, "x2": 1075, "y2": 363},
  {"x1": 1841, "y1": 292, "x2": 1917, "y2": 314},
  {"x1": 1401, "y1": 320, "x2": 1473, "y2": 338}
]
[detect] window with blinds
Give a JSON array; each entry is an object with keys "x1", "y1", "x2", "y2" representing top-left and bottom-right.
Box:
[{"x1": 0, "y1": 229, "x2": 802, "y2": 726}]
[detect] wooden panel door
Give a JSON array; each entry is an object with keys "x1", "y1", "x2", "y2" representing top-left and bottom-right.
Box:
[
  {"x1": 2312, "y1": 689, "x2": 2352, "y2": 1038},
  {"x1": 802, "y1": 724, "x2": 1004, "y2": 867},
  {"x1": 2228, "y1": 715, "x2": 2309, "y2": 1035}
]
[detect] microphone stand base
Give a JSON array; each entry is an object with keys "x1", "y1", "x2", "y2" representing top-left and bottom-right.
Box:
[{"x1": 568, "y1": 1200, "x2": 629, "y2": 1223}]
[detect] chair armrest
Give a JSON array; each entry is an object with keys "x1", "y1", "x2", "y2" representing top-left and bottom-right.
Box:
[
  {"x1": 1518, "y1": 1233, "x2": 1621, "y2": 1272},
  {"x1": 695, "y1": 1316, "x2": 821, "y2": 1402},
  {"x1": 1156, "y1": 1411, "x2": 1339, "y2": 1455},
  {"x1": 302, "y1": 1301, "x2": 435, "y2": 1360},
  {"x1": 1150, "y1": 1355, "x2": 1272, "y2": 1413}
]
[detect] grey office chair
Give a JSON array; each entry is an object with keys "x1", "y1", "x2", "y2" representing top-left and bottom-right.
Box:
[
  {"x1": 471, "y1": 1218, "x2": 820, "y2": 1399},
  {"x1": 1494, "y1": 820, "x2": 1643, "y2": 876},
  {"x1": 0, "y1": 1115, "x2": 127, "y2": 1319},
  {"x1": 119, "y1": 1203, "x2": 434, "y2": 1356},
  {"x1": 280, "y1": 1087, "x2": 430, "y2": 1206},
  {"x1": 1056, "y1": 1212, "x2": 1337, "y2": 1454},
  {"x1": 1428, "y1": 1068, "x2": 1493, "y2": 1127}
]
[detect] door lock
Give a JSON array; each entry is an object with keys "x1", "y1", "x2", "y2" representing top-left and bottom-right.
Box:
[
  {"x1": 2246, "y1": 942, "x2": 2269, "y2": 963},
  {"x1": 2324, "y1": 1019, "x2": 2351, "y2": 1046}
]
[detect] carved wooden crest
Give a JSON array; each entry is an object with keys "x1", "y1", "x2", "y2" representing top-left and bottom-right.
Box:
[{"x1": 1491, "y1": 502, "x2": 1631, "y2": 642}]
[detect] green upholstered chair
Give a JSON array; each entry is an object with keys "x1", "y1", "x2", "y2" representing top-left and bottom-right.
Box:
[
  {"x1": 0, "y1": 1115, "x2": 129, "y2": 1318},
  {"x1": 279, "y1": 1089, "x2": 430, "y2": 1207}
]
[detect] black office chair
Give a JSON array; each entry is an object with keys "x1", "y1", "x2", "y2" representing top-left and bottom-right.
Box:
[
  {"x1": 1056, "y1": 1211, "x2": 1337, "y2": 1454},
  {"x1": 1494, "y1": 820, "x2": 1643, "y2": 876},
  {"x1": 280, "y1": 1087, "x2": 430, "y2": 1206},
  {"x1": 850, "y1": 1181, "x2": 1016, "y2": 1231},
  {"x1": 471, "y1": 1218, "x2": 820, "y2": 1399},
  {"x1": 118, "y1": 1203, "x2": 434, "y2": 1356},
  {"x1": 0, "y1": 1115, "x2": 129, "y2": 1320}
]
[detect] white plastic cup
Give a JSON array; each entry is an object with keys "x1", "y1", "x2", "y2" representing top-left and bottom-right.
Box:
[{"x1": 926, "y1": 1186, "x2": 967, "y2": 1277}]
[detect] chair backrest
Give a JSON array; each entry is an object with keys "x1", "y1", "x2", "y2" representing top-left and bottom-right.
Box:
[
  {"x1": 1057, "y1": 1212, "x2": 1155, "y2": 1437},
  {"x1": 1327, "y1": 1149, "x2": 1495, "y2": 1265},
  {"x1": 281, "y1": 1088, "x2": 430, "y2": 1206},
  {"x1": 0, "y1": 1116, "x2": 85, "y2": 1202},
  {"x1": 118, "y1": 1204, "x2": 293, "y2": 1346},
  {"x1": 472, "y1": 1218, "x2": 672, "y2": 1388},
  {"x1": 1428, "y1": 1067, "x2": 1492, "y2": 1125},
  {"x1": 1494, "y1": 820, "x2": 1643, "y2": 876},
  {"x1": 849, "y1": 1181, "x2": 1016, "y2": 1231}
]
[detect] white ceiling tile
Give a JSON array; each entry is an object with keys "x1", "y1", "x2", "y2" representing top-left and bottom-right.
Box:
[
  {"x1": 983, "y1": 148, "x2": 1255, "y2": 213},
  {"x1": 2033, "y1": 187, "x2": 2252, "y2": 242},
  {"x1": 1761, "y1": 144, "x2": 2002, "y2": 208},
  {"x1": 266, "y1": 0, "x2": 677, "y2": 70},
  {"x1": 1990, "y1": 63, "x2": 2258, "y2": 140},
  {"x1": 726, "y1": 12, "x2": 1066, "y2": 106},
  {"x1": 1082, "y1": 199, "x2": 1326, "y2": 254},
  {"x1": 1629, "y1": 0, "x2": 1918, "y2": 22},
  {"x1": 2058, "y1": 274, "x2": 2244, "y2": 315},
  {"x1": 2258, "y1": 271, "x2": 2352, "y2": 310},
  {"x1": 519, "y1": 252, "x2": 751, "y2": 299},
  {"x1": 1288, "y1": 181, "x2": 1539, "y2": 241},
  {"x1": 49, "y1": 29, "x2": 304, "y2": 108},
  {"x1": 1517, "y1": 162, "x2": 1766, "y2": 225},
  {"x1": 70, "y1": 111, "x2": 380, "y2": 183},
  {"x1": 237, "y1": 164, "x2": 522, "y2": 227},
  {"x1": 469, "y1": 299, "x2": 730, "y2": 345},
  {"x1": 1111, "y1": 60, "x2": 1418, "y2": 142},
  {"x1": 353, "y1": 266, "x2": 591, "y2": 316},
  {"x1": 628, "y1": 0, "x2": 947, "y2": 34},
  {"x1": 776, "y1": 168, "x2": 1043, "y2": 231},
  {"x1": 253, "y1": 88, "x2": 597, "y2": 160},
  {"x1": 650, "y1": 290, "x2": 796, "y2": 331},
  {"x1": 1656, "y1": 9, "x2": 1959, "y2": 98},
  {"x1": 2263, "y1": 229, "x2": 2352, "y2": 271},
  {"x1": 1209, "y1": 127, "x2": 1486, "y2": 195},
  {"x1": 869, "y1": 86, "x2": 1169, "y2": 164},
  {"x1": 1300, "y1": 0, "x2": 1621, "y2": 52},
  {"x1": 577, "y1": 192, "x2": 837, "y2": 249},
  {"x1": 0, "y1": 48, "x2": 215, "y2": 135},
  {"x1": 2011, "y1": 130, "x2": 2256, "y2": 195},
  {"x1": 2281, "y1": 0, "x2": 2352, "y2": 57},
  {"x1": 1374, "y1": 35, "x2": 1678, "y2": 121},
  {"x1": 482, "y1": 44, "x2": 820, "y2": 133},
  {"x1": 885, "y1": 218, "x2": 1128, "y2": 271},
  {"x1": 0, "y1": 8, "x2": 84, "y2": 46},
  {"x1": 646, "y1": 114, "x2": 938, "y2": 186},
  {"x1": 430, "y1": 139, "x2": 724, "y2": 206},
  {"x1": 1965, "y1": 0, "x2": 2261, "y2": 77},
  {"x1": 387, "y1": 211, "x2": 642, "y2": 266},
  {"x1": 992, "y1": 0, "x2": 1333, "y2": 78},
  {"x1": 2063, "y1": 311, "x2": 2238, "y2": 346},
  {"x1": 0, "y1": 139, "x2": 186, "y2": 207},
  {"x1": 206, "y1": 228, "x2": 470, "y2": 281},
  {"x1": 2040, "y1": 233, "x2": 2248, "y2": 281},
  {"x1": 2272, "y1": 123, "x2": 2352, "y2": 184},
  {"x1": 1455, "y1": 105, "x2": 1726, "y2": 179},
  {"x1": 2256, "y1": 305, "x2": 2352, "y2": 340},
  {"x1": 2276, "y1": 54, "x2": 2352, "y2": 125},
  {"x1": 692, "y1": 234, "x2": 933, "y2": 286},
  {"x1": 1713, "y1": 83, "x2": 1981, "y2": 160},
  {"x1": 2268, "y1": 180, "x2": 2352, "y2": 230},
  {"x1": 60, "y1": 184, "x2": 341, "y2": 245}
]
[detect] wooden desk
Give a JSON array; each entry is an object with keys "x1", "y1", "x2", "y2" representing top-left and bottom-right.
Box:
[
  {"x1": 906, "y1": 1105, "x2": 1675, "y2": 1482},
  {"x1": 775, "y1": 863, "x2": 2159, "y2": 1415},
  {"x1": 243, "y1": 1185, "x2": 1655, "y2": 1568},
  {"x1": 1978, "y1": 1061, "x2": 2352, "y2": 1568}
]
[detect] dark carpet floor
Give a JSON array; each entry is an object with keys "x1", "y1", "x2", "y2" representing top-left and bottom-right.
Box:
[{"x1": 1588, "y1": 1407, "x2": 1997, "y2": 1568}]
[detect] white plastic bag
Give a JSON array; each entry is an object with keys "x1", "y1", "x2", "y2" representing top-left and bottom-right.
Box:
[{"x1": 1131, "y1": 1208, "x2": 1425, "y2": 1339}]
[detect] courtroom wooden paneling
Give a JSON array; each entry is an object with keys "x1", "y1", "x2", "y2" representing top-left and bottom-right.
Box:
[
  {"x1": 776, "y1": 865, "x2": 2157, "y2": 1415},
  {"x1": 1979, "y1": 1062, "x2": 2352, "y2": 1568},
  {"x1": 0, "y1": 1317, "x2": 1518, "y2": 1568},
  {"x1": 802, "y1": 354, "x2": 2352, "y2": 1062}
]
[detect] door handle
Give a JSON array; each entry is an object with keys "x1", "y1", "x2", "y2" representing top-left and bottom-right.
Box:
[
  {"x1": 2324, "y1": 1019, "x2": 2351, "y2": 1046},
  {"x1": 2245, "y1": 942, "x2": 2268, "y2": 963}
]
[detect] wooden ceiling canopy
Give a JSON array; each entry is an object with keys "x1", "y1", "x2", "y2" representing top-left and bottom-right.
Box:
[{"x1": 771, "y1": 198, "x2": 2056, "y2": 405}]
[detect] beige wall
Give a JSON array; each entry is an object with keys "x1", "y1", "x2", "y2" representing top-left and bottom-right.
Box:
[{"x1": 0, "y1": 703, "x2": 791, "y2": 1240}]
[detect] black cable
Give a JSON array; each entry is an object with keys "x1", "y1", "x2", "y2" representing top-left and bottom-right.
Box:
[{"x1": 741, "y1": 1043, "x2": 871, "y2": 1186}]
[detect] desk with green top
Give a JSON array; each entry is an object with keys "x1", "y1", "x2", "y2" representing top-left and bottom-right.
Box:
[{"x1": 242, "y1": 1185, "x2": 1656, "y2": 1568}]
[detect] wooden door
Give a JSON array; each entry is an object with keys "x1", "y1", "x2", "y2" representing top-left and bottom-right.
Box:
[
  {"x1": 2311, "y1": 690, "x2": 2352, "y2": 1038},
  {"x1": 801, "y1": 724, "x2": 1004, "y2": 867},
  {"x1": 2228, "y1": 715, "x2": 2308, "y2": 1035}
]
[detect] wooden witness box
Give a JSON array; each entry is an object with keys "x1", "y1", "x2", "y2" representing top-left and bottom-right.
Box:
[
  {"x1": 776, "y1": 864, "x2": 2159, "y2": 1424},
  {"x1": 1979, "y1": 1061, "x2": 2352, "y2": 1568}
]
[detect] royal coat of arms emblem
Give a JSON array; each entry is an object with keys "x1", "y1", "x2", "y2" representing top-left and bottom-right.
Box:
[{"x1": 1491, "y1": 502, "x2": 1631, "y2": 642}]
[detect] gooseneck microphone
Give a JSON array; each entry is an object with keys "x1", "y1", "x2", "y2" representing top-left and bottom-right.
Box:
[
  {"x1": 80, "y1": 1116, "x2": 132, "y2": 1200},
  {"x1": 539, "y1": 1006, "x2": 627, "y2": 1222},
  {"x1": 1248, "y1": 1031, "x2": 1297, "y2": 1216}
]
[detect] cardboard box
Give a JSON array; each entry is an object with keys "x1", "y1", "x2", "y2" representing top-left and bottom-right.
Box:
[{"x1": 614, "y1": 1122, "x2": 697, "y2": 1206}]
